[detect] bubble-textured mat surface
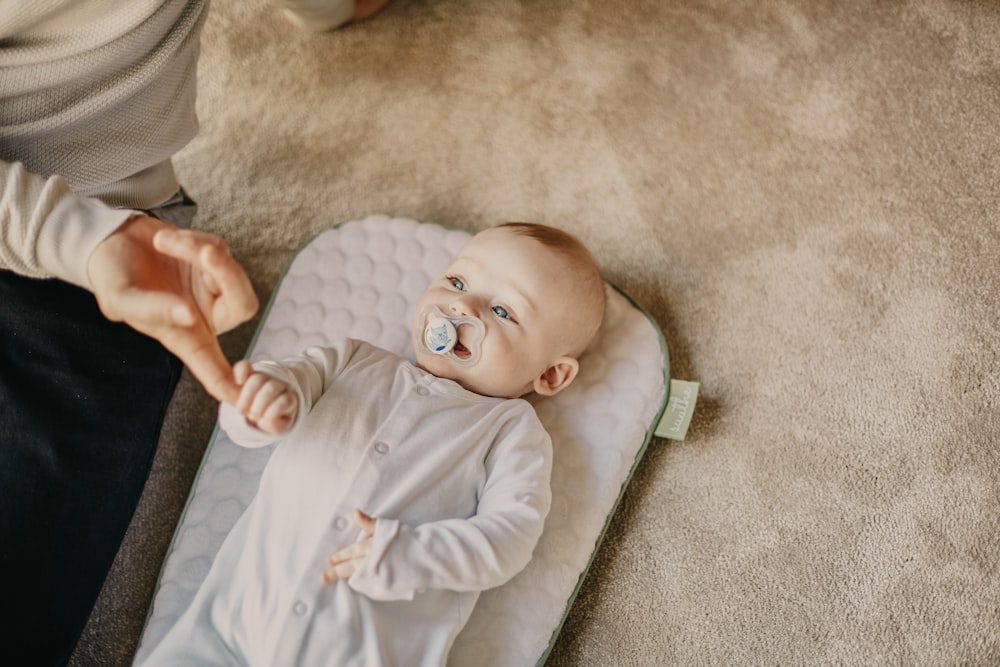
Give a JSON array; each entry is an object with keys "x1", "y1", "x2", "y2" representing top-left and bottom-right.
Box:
[{"x1": 135, "y1": 215, "x2": 667, "y2": 666}]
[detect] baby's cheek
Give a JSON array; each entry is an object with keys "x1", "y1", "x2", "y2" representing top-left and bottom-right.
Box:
[{"x1": 418, "y1": 353, "x2": 460, "y2": 381}]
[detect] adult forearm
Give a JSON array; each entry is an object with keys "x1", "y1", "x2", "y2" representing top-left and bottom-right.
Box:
[{"x1": 0, "y1": 160, "x2": 132, "y2": 288}]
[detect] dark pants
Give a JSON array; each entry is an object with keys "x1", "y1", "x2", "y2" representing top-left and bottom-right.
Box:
[{"x1": 0, "y1": 193, "x2": 194, "y2": 665}]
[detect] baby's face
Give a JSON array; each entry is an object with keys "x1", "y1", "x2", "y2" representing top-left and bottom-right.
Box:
[{"x1": 412, "y1": 228, "x2": 577, "y2": 398}]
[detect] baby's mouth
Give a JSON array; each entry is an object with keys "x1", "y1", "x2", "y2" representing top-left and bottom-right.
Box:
[{"x1": 418, "y1": 304, "x2": 484, "y2": 367}]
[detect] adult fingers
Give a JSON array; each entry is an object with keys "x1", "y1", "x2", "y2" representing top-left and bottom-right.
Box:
[
  {"x1": 175, "y1": 333, "x2": 240, "y2": 405},
  {"x1": 152, "y1": 314, "x2": 239, "y2": 405},
  {"x1": 119, "y1": 302, "x2": 239, "y2": 405},
  {"x1": 198, "y1": 240, "x2": 258, "y2": 330},
  {"x1": 155, "y1": 229, "x2": 259, "y2": 332},
  {"x1": 233, "y1": 360, "x2": 254, "y2": 387},
  {"x1": 153, "y1": 228, "x2": 229, "y2": 264},
  {"x1": 98, "y1": 285, "x2": 195, "y2": 330}
]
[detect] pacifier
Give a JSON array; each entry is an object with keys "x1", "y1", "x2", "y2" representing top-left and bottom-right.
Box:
[{"x1": 419, "y1": 304, "x2": 485, "y2": 367}]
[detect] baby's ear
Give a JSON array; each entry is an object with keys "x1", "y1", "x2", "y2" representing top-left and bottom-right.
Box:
[{"x1": 533, "y1": 356, "x2": 580, "y2": 396}]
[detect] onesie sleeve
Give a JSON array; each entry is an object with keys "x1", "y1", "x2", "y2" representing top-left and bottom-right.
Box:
[
  {"x1": 219, "y1": 342, "x2": 360, "y2": 448},
  {"x1": 0, "y1": 160, "x2": 135, "y2": 288},
  {"x1": 348, "y1": 403, "x2": 553, "y2": 601}
]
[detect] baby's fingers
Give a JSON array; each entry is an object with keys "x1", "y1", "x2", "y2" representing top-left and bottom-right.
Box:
[
  {"x1": 354, "y1": 509, "x2": 376, "y2": 537},
  {"x1": 322, "y1": 561, "x2": 357, "y2": 583},
  {"x1": 323, "y1": 538, "x2": 372, "y2": 583},
  {"x1": 328, "y1": 539, "x2": 371, "y2": 566},
  {"x1": 247, "y1": 380, "x2": 290, "y2": 420},
  {"x1": 258, "y1": 394, "x2": 297, "y2": 434},
  {"x1": 235, "y1": 373, "x2": 268, "y2": 415}
]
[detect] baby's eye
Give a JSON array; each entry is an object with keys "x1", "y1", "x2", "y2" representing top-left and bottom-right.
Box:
[
  {"x1": 492, "y1": 305, "x2": 514, "y2": 321},
  {"x1": 449, "y1": 277, "x2": 466, "y2": 291}
]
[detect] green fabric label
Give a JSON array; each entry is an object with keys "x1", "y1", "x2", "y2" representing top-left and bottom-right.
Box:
[{"x1": 655, "y1": 380, "x2": 699, "y2": 441}]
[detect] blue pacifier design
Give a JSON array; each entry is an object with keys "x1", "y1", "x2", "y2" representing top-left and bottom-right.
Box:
[
  {"x1": 425, "y1": 319, "x2": 457, "y2": 352},
  {"x1": 420, "y1": 305, "x2": 485, "y2": 367}
]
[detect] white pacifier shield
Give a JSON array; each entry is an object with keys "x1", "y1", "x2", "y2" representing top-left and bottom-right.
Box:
[{"x1": 418, "y1": 304, "x2": 485, "y2": 366}]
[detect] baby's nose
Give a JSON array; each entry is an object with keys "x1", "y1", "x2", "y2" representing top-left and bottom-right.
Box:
[{"x1": 449, "y1": 296, "x2": 477, "y2": 317}]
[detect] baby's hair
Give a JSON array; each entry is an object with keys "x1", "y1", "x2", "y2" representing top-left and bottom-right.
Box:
[{"x1": 495, "y1": 222, "x2": 606, "y2": 355}]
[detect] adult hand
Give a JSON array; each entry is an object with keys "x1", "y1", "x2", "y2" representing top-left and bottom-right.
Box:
[{"x1": 87, "y1": 214, "x2": 259, "y2": 404}]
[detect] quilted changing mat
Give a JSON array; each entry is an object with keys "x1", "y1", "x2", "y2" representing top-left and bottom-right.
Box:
[{"x1": 135, "y1": 215, "x2": 669, "y2": 666}]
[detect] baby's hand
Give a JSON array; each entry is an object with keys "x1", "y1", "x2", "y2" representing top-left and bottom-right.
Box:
[
  {"x1": 232, "y1": 360, "x2": 298, "y2": 435},
  {"x1": 323, "y1": 510, "x2": 376, "y2": 583}
]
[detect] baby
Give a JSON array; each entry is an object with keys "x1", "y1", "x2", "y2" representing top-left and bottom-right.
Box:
[{"x1": 139, "y1": 223, "x2": 606, "y2": 666}]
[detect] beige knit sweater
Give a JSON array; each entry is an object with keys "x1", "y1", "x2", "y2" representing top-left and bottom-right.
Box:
[{"x1": 0, "y1": 0, "x2": 206, "y2": 288}]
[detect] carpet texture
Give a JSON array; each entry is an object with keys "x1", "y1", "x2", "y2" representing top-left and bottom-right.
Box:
[{"x1": 72, "y1": 0, "x2": 999, "y2": 665}]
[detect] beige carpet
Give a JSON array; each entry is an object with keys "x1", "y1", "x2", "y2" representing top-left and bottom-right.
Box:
[{"x1": 72, "y1": 0, "x2": 1000, "y2": 664}]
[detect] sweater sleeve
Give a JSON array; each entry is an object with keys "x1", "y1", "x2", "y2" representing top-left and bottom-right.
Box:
[
  {"x1": 219, "y1": 343, "x2": 359, "y2": 448},
  {"x1": 348, "y1": 408, "x2": 554, "y2": 601},
  {"x1": 0, "y1": 160, "x2": 134, "y2": 288}
]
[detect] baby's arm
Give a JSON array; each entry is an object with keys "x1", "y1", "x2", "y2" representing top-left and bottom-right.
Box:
[
  {"x1": 335, "y1": 408, "x2": 553, "y2": 600},
  {"x1": 219, "y1": 344, "x2": 357, "y2": 447}
]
